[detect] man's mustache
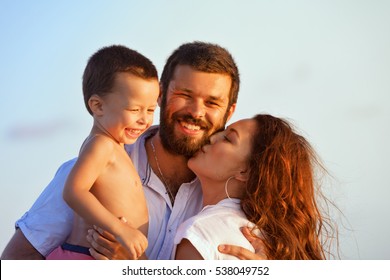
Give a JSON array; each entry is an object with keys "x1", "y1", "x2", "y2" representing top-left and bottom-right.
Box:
[{"x1": 173, "y1": 114, "x2": 211, "y2": 130}]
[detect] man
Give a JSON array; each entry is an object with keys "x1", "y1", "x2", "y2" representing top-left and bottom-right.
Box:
[{"x1": 1, "y1": 41, "x2": 259, "y2": 260}]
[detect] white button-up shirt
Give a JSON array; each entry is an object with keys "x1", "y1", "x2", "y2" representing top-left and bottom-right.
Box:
[{"x1": 16, "y1": 126, "x2": 203, "y2": 260}]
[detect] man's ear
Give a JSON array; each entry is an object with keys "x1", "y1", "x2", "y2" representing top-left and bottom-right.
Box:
[
  {"x1": 157, "y1": 83, "x2": 163, "y2": 106},
  {"x1": 226, "y1": 103, "x2": 236, "y2": 123},
  {"x1": 88, "y1": 95, "x2": 104, "y2": 116}
]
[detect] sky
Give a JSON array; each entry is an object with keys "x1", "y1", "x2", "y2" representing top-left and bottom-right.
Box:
[{"x1": 1, "y1": 0, "x2": 389, "y2": 259}]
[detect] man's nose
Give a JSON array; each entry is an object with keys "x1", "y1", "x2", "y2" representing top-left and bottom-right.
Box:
[{"x1": 188, "y1": 100, "x2": 205, "y2": 119}]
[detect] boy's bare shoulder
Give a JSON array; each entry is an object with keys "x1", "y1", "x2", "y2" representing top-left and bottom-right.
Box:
[{"x1": 81, "y1": 134, "x2": 118, "y2": 151}]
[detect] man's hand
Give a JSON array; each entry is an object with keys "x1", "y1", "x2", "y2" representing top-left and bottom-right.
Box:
[
  {"x1": 86, "y1": 225, "x2": 132, "y2": 260},
  {"x1": 218, "y1": 227, "x2": 267, "y2": 260},
  {"x1": 86, "y1": 217, "x2": 146, "y2": 260}
]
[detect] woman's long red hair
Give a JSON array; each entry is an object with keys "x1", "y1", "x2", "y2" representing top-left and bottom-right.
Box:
[{"x1": 241, "y1": 114, "x2": 337, "y2": 259}]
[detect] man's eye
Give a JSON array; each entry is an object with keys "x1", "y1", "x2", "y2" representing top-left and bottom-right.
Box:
[
  {"x1": 223, "y1": 135, "x2": 231, "y2": 142},
  {"x1": 206, "y1": 101, "x2": 219, "y2": 106},
  {"x1": 175, "y1": 92, "x2": 190, "y2": 98}
]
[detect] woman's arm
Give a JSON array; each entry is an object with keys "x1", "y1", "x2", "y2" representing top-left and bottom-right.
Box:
[{"x1": 175, "y1": 239, "x2": 203, "y2": 260}]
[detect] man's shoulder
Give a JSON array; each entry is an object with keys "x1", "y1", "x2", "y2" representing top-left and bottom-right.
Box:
[{"x1": 55, "y1": 158, "x2": 78, "y2": 174}]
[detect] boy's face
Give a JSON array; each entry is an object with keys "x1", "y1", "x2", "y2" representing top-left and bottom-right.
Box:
[
  {"x1": 96, "y1": 72, "x2": 159, "y2": 145},
  {"x1": 159, "y1": 65, "x2": 236, "y2": 157}
]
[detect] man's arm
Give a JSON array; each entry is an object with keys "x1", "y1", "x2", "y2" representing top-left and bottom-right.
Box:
[{"x1": 1, "y1": 229, "x2": 44, "y2": 260}]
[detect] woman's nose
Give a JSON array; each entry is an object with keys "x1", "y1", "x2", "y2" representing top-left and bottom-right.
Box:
[
  {"x1": 209, "y1": 134, "x2": 217, "y2": 144},
  {"x1": 209, "y1": 132, "x2": 223, "y2": 144}
]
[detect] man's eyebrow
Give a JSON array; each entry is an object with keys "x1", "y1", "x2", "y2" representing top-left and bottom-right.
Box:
[
  {"x1": 172, "y1": 87, "x2": 193, "y2": 93},
  {"x1": 172, "y1": 89, "x2": 226, "y2": 105},
  {"x1": 208, "y1": 95, "x2": 225, "y2": 102}
]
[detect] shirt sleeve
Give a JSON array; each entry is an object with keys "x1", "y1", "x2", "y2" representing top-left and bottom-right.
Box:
[{"x1": 16, "y1": 158, "x2": 77, "y2": 256}]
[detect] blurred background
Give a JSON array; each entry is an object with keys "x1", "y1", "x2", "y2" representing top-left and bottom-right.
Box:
[{"x1": 1, "y1": 0, "x2": 389, "y2": 259}]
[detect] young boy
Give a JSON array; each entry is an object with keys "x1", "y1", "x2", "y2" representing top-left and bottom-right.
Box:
[{"x1": 46, "y1": 45, "x2": 159, "y2": 260}]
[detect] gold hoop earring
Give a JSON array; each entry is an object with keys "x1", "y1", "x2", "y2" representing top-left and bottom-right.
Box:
[{"x1": 224, "y1": 176, "x2": 235, "y2": 200}]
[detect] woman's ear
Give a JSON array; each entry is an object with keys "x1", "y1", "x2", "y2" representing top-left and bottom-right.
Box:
[
  {"x1": 88, "y1": 95, "x2": 104, "y2": 116},
  {"x1": 235, "y1": 169, "x2": 249, "y2": 182}
]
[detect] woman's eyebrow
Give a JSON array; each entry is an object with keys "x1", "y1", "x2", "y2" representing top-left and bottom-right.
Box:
[{"x1": 227, "y1": 127, "x2": 240, "y2": 139}]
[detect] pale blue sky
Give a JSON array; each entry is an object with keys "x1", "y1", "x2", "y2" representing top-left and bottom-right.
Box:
[{"x1": 1, "y1": 0, "x2": 389, "y2": 259}]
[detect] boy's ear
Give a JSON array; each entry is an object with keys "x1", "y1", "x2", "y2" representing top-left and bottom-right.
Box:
[{"x1": 88, "y1": 95, "x2": 104, "y2": 116}]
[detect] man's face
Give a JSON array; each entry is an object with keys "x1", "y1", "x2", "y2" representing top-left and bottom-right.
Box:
[{"x1": 159, "y1": 65, "x2": 235, "y2": 157}]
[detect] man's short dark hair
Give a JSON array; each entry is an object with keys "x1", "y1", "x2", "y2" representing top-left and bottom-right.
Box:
[{"x1": 160, "y1": 41, "x2": 240, "y2": 108}]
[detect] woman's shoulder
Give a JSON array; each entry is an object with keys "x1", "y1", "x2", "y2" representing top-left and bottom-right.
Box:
[{"x1": 183, "y1": 200, "x2": 251, "y2": 233}]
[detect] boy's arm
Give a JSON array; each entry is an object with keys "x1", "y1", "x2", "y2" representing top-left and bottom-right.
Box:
[
  {"x1": 63, "y1": 137, "x2": 119, "y2": 231},
  {"x1": 64, "y1": 136, "x2": 147, "y2": 259},
  {"x1": 1, "y1": 229, "x2": 44, "y2": 260}
]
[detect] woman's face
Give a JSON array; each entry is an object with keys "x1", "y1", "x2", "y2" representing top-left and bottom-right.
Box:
[{"x1": 188, "y1": 118, "x2": 257, "y2": 181}]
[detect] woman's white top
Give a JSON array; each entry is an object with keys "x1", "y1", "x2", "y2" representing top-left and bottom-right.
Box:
[{"x1": 173, "y1": 198, "x2": 256, "y2": 260}]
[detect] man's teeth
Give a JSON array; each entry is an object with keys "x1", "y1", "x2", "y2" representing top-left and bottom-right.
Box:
[{"x1": 181, "y1": 122, "x2": 201, "y2": 131}]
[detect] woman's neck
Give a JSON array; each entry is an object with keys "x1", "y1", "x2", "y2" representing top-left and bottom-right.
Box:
[
  {"x1": 199, "y1": 177, "x2": 245, "y2": 207},
  {"x1": 199, "y1": 178, "x2": 228, "y2": 206}
]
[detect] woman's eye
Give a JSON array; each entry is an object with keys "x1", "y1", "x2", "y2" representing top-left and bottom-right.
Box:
[{"x1": 223, "y1": 135, "x2": 231, "y2": 142}]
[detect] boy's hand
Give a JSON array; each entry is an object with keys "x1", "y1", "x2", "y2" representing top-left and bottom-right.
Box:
[{"x1": 116, "y1": 224, "x2": 148, "y2": 260}]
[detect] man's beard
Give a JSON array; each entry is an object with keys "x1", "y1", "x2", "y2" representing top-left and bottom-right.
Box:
[{"x1": 159, "y1": 104, "x2": 227, "y2": 158}]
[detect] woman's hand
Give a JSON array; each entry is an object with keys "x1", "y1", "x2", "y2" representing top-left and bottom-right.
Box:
[{"x1": 218, "y1": 227, "x2": 267, "y2": 260}]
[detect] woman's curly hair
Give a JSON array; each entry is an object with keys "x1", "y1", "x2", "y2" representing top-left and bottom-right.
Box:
[{"x1": 241, "y1": 114, "x2": 338, "y2": 259}]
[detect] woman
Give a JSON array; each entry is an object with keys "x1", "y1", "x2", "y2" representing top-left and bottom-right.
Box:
[{"x1": 173, "y1": 114, "x2": 337, "y2": 260}]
